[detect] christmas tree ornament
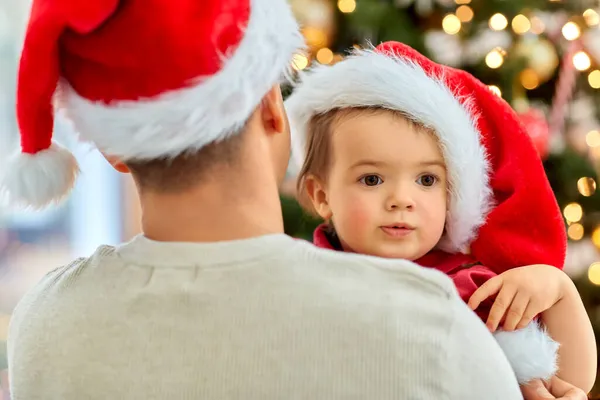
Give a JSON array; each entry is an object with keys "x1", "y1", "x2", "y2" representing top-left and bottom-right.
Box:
[
  {"x1": 424, "y1": 30, "x2": 463, "y2": 66},
  {"x1": 514, "y1": 37, "x2": 560, "y2": 83},
  {"x1": 549, "y1": 41, "x2": 581, "y2": 138},
  {"x1": 519, "y1": 107, "x2": 550, "y2": 159}
]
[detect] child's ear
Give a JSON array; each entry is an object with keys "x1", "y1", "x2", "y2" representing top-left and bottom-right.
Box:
[{"x1": 304, "y1": 175, "x2": 332, "y2": 220}]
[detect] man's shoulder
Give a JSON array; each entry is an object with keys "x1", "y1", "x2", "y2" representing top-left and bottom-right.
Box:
[
  {"x1": 293, "y1": 239, "x2": 458, "y2": 299},
  {"x1": 10, "y1": 245, "x2": 116, "y2": 320},
  {"x1": 38, "y1": 244, "x2": 116, "y2": 285}
]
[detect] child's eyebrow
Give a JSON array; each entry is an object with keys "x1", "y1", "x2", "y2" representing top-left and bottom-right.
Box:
[
  {"x1": 350, "y1": 159, "x2": 446, "y2": 170},
  {"x1": 350, "y1": 160, "x2": 387, "y2": 169},
  {"x1": 419, "y1": 160, "x2": 446, "y2": 169}
]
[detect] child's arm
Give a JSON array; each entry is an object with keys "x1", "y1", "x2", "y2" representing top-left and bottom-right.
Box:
[
  {"x1": 540, "y1": 274, "x2": 596, "y2": 392},
  {"x1": 451, "y1": 265, "x2": 558, "y2": 384},
  {"x1": 469, "y1": 265, "x2": 597, "y2": 392}
]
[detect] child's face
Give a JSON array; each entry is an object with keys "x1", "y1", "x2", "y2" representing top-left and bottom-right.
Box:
[{"x1": 311, "y1": 111, "x2": 448, "y2": 260}]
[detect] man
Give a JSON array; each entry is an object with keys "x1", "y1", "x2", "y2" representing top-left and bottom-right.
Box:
[{"x1": 1, "y1": 0, "x2": 586, "y2": 398}]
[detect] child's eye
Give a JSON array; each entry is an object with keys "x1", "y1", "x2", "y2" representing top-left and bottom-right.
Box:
[
  {"x1": 359, "y1": 175, "x2": 383, "y2": 186},
  {"x1": 417, "y1": 174, "x2": 437, "y2": 187}
]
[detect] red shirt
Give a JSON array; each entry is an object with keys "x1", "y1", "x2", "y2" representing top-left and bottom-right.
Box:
[{"x1": 313, "y1": 224, "x2": 496, "y2": 322}]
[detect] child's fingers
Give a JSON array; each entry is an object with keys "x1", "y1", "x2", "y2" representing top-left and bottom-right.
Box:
[
  {"x1": 520, "y1": 379, "x2": 550, "y2": 399},
  {"x1": 468, "y1": 276, "x2": 503, "y2": 310},
  {"x1": 546, "y1": 376, "x2": 588, "y2": 399},
  {"x1": 486, "y1": 285, "x2": 518, "y2": 332},
  {"x1": 501, "y1": 291, "x2": 530, "y2": 331},
  {"x1": 515, "y1": 302, "x2": 541, "y2": 330}
]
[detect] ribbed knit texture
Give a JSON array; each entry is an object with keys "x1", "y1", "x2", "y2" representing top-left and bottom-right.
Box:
[{"x1": 7, "y1": 234, "x2": 522, "y2": 399}]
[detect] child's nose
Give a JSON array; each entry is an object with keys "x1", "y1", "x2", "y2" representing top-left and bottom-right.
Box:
[{"x1": 385, "y1": 187, "x2": 415, "y2": 211}]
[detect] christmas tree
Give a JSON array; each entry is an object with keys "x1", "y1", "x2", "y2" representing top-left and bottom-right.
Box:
[{"x1": 284, "y1": 0, "x2": 600, "y2": 393}]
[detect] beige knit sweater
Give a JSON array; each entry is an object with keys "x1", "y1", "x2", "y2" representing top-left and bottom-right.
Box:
[{"x1": 7, "y1": 234, "x2": 522, "y2": 399}]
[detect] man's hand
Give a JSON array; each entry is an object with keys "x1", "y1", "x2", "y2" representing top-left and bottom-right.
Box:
[{"x1": 521, "y1": 377, "x2": 587, "y2": 400}]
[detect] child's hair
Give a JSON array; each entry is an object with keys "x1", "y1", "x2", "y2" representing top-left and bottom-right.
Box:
[{"x1": 296, "y1": 106, "x2": 444, "y2": 216}]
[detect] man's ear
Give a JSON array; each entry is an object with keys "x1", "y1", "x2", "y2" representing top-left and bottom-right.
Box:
[
  {"x1": 101, "y1": 154, "x2": 130, "y2": 174},
  {"x1": 261, "y1": 84, "x2": 287, "y2": 136},
  {"x1": 304, "y1": 174, "x2": 332, "y2": 220}
]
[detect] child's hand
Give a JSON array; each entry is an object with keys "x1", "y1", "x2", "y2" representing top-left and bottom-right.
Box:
[
  {"x1": 521, "y1": 377, "x2": 587, "y2": 400},
  {"x1": 467, "y1": 264, "x2": 568, "y2": 332}
]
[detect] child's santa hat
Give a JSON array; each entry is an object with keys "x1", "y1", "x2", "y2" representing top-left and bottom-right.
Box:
[
  {"x1": 1, "y1": 0, "x2": 303, "y2": 209},
  {"x1": 286, "y1": 41, "x2": 567, "y2": 274},
  {"x1": 286, "y1": 41, "x2": 567, "y2": 384}
]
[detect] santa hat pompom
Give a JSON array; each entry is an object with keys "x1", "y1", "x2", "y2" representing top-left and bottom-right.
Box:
[
  {"x1": 494, "y1": 321, "x2": 559, "y2": 384},
  {"x1": 1, "y1": 142, "x2": 79, "y2": 209}
]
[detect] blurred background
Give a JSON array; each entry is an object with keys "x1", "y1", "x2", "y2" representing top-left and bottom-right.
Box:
[{"x1": 1, "y1": 0, "x2": 600, "y2": 397}]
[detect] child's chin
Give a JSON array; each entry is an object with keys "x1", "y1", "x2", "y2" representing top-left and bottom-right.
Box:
[{"x1": 369, "y1": 246, "x2": 421, "y2": 261}]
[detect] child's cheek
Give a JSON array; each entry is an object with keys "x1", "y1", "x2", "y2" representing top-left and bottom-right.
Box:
[{"x1": 340, "y1": 192, "x2": 376, "y2": 236}]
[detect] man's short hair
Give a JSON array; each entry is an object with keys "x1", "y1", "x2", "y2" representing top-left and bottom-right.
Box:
[{"x1": 126, "y1": 127, "x2": 247, "y2": 193}]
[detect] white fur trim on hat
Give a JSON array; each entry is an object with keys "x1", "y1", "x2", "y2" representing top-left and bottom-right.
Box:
[
  {"x1": 0, "y1": 142, "x2": 79, "y2": 209},
  {"x1": 55, "y1": 0, "x2": 304, "y2": 161},
  {"x1": 494, "y1": 321, "x2": 559, "y2": 384},
  {"x1": 285, "y1": 49, "x2": 493, "y2": 253}
]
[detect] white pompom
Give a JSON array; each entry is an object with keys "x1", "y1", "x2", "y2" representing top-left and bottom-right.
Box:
[
  {"x1": 0, "y1": 142, "x2": 80, "y2": 209},
  {"x1": 494, "y1": 321, "x2": 559, "y2": 384}
]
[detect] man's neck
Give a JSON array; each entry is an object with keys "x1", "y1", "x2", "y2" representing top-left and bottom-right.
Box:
[{"x1": 139, "y1": 173, "x2": 284, "y2": 243}]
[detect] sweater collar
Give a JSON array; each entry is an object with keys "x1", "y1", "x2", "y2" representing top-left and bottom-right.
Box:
[{"x1": 116, "y1": 233, "x2": 295, "y2": 267}]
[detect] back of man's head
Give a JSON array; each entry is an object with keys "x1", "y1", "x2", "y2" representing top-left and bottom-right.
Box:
[{"x1": 1, "y1": 0, "x2": 304, "y2": 208}]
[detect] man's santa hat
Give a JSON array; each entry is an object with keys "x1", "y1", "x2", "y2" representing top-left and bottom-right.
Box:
[
  {"x1": 286, "y1": 41, "x2": 567, "y2": 384},
  {"x1": 1, "y1": 0, "x2": 304, "y2": 208}
]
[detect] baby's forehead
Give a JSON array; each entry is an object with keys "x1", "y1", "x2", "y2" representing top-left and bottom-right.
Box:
[
  {"x1": 329, "y1": 107, "x2": 413, "y2": 127},
  {"x1": 328, "y1": 111, "x2": 445, "y2": 167},
  {"x1": 330, "y1": 108, "x2": 434, "y2": 138}
]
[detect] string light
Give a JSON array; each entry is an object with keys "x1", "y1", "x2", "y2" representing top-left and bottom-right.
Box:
[
  {"x1": 573, "y1": 51, "x2": 591, "y2": 71},
  {"x1": 332, "y1": 53, "x2": 344, "y2": 65},
  {"x1": 583, "y1": 9, "x2": 599, "y2": 26},
  {"x1": 520, "y1": 68, "x2": 540, "y2": 90},
  {"x1": 577, "y1": 177, "x2": 597, "y2": 197},
  {"x1": 292, "y1": 54, "x2": 309, "y2": 71},
  {"x1": 488, "y1": 85, "x2": 502, "y2": 97},
  {"x1": 593, "y1": 226, "x2": 600, "y2": 248},
  {"x1": 589, "y1": 70, "x2": 600, "y2": 89},
  {"x1": 456, "y1": 5, "x2": 474, "y2": 22},
  {"x1": 489, "y1": 13, "x2": 508, "y2": 30},
  {"x1": 568, "y1": 223, "x2": 585, "y2": 240},
  {"x1": 530, "y1": 16, "x2": 545, "y2": 34},
  {"x1": 588, "y1": 262, "x2": 600, "y2": 285},
  {"x1": 442, "y1": 14, "x2": 462, "y2": 34},
  {"x1": 485, "y1": 48, "x2": 505, "y2": 69},
  {"x1": 302, "y1": 27, "x2": 328, "y2": 48},
  {"x1": 512, "y1": 14, "x2": 531, "y2": 34},
  {"x1": 587, "y1": 130, "x2": 600, "y2": 147},
  {"x1": 562, "y1": 22, "x2": 581, "y2": 41},
  {"x1": 316, "y1": 48, "x2": 334, "y2": 65},
  {"x1": 563, "y1": 202, "x2": 583, "y2": 223},
  {"x1": 337, "y1": 0, "x2": 356, "y2": 13}
]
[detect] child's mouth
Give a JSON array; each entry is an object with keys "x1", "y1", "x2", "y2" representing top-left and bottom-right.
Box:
[{"x1": 380, "y1": 225, "x2": 415, "y2": 238}]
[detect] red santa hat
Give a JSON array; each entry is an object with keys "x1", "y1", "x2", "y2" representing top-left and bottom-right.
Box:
[
  {"x1": 286, "y1": 41, "x2": 567, "y2": 273},
  {"x1": 0, "y1": 0, "x2": 304, "y2": 209}
]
